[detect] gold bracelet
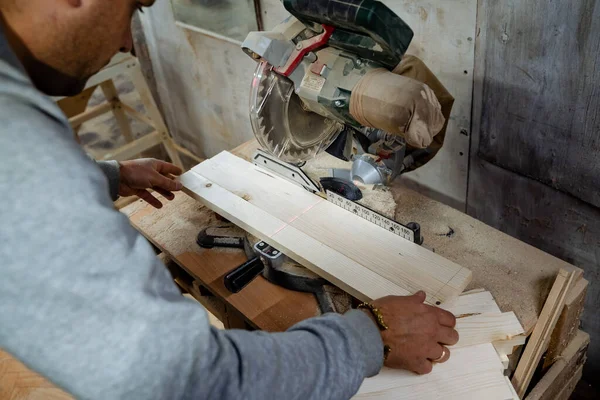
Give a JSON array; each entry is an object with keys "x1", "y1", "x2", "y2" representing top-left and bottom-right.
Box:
[
  {"x1": 357, "y1": 302, "x2": 389, "y2": 331},
  {"x1": 358, "y1": 303, "x2": 392, "y2": 361},
  {"x1": 384, "y1": 345, "x2": 392, "y2": 361}
]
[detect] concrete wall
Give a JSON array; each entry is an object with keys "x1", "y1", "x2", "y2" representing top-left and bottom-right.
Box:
[{"x1": 138, "y1": 0, "x2": 477, "y2": 210}]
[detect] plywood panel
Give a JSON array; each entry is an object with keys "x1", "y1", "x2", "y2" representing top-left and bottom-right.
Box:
[
  {"x1": 139, "y1": 1, "x2": 257, "y2": 158},
  {"x1": 386, "y1": 1, "x2": 477, "y2": 209}
]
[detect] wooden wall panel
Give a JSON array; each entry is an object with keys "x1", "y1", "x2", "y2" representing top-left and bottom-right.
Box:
[
  {"x1": 470, "y1": 0, "x2": 600, "y2": 379},
  {"x1": 477, "y1": 0, "x2": 600, "y2": 208}
]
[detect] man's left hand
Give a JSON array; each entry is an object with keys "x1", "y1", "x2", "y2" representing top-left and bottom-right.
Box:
[{"x1": 119, "y1": 158, "x2": 183, "y2": 208}]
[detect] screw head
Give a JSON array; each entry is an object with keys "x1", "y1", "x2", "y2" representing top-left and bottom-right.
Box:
[
  {"x1": 334, "y1": 100, "x2": 344, "y2": 107},
  {"x1": 296, "y1": 43, "x2": 303, "y2": 50}
]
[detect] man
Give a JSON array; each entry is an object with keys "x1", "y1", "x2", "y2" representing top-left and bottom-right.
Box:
[{"x1": 0, "y1": 1, "x2": 459, "y2": 399}]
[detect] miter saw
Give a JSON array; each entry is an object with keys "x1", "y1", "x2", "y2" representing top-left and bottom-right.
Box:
[{"x1": 242, "y1": 0, "x2": 450, "y2": 187}]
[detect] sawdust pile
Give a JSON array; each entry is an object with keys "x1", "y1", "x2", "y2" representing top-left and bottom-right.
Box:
[{"x1": 304, "y1": 152, "x2": 398, "y2": 218}]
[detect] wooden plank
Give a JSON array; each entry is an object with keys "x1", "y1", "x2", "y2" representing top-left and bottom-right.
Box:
[
  {"x1": 68, "y1": 102, "x2": 112, "y2": 128},
  {"x1": 452, "y1": 312, "x2": 524, "y2": 349},
  {"x1": 121, "y1": 103, "x2": 156, "y2": 129},
  {"x1": 504, "y1": 376, "x2": 519, "y2": 400},
  {"x1": 543, "y1": 278, "x2": 588, "y2": 369},
  {"x1": 100, "y1": 81, "x2": 135, "y2": 143},
  {"x1": 180, "y1": 171, "x2": 414, "y2": 303},
  {"x1": 354, "y1": 343, "x2": 514, "y2": 400},
  {"x1": 493, "y1": 335, "x2": 527, "y2": 358},
  {"x1": 440, "y1": 291, "x2": 501, "y2": 316},
  {"x1": 182, "y1": 152, "x2": 472, "y2": 304},
  {"x1": 172, "y1": 143, "x2": 204, "y2": 164},
  {"x1": 525, "y1": 330, "x2": 589, "y2": 400},
  {"x1": 98, "y1": 130, "x2": 162, "y2": 161},
  {"x1": 512, "y1": 268, "x2": 579, "y2": 397},
  {"x1": 554, "y1": 364, "x2": 583, "y2": 400}
]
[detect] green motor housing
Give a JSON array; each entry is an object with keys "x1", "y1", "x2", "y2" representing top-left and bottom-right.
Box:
[{"x1": 282, "y1": 0, "x2": 413, "y2": 69}]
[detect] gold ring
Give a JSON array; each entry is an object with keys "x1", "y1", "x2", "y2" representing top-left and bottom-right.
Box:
[{"x1": 432, "y1": 348, "x2": 447, "y2": 363}]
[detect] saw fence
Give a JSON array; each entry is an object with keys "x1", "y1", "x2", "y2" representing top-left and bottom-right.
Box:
[{"x1": 122, "y1": 140, "x2": 588, "y2": 400}]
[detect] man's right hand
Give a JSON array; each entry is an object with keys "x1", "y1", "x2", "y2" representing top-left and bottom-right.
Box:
[{"x1": 367, "y1": 291, "x2": 459, "y2": 374}]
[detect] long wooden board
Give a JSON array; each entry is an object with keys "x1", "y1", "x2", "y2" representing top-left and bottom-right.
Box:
[{"x1": 180, "y1": 151, "x2": 472, "y2": 305}]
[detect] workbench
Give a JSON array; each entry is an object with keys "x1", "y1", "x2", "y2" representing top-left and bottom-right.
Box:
[{"x1": 121, "y1": 139, "x2": 574, "y2": 335}]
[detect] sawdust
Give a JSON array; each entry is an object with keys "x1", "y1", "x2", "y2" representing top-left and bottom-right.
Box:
[
  {"x1": 390, "y1": 180, "x2": 568, "y2": 333},
  {"x1": 356, "y1": 184, "x2": 396, "y2": 219},
  {"x1": 303, "y1": 150, "x2": 398, "y2": 218}
]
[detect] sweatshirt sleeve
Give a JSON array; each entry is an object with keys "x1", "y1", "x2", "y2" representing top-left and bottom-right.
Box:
[
  {"x1": 96, "y1": 160, "x2": 120, "y2": 201},
  {"x1": 0, "y1": 99, "x2": 383, "y2": 400}
]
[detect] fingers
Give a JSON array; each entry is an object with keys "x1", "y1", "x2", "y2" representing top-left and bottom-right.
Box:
[
  {"x1": 155, "y1": 160, "x2": 183, "y2": 176},
  {"x1": 151, "y1": 174, "x2": 183, "y2": 192},
  {"x1": 136, "y1": 189, "x2": 163, "y2": 209},
  {"x1": 436, "y1": 326, "x2": 459, "y2": 346},
  {"x1": 428, "y1": 344, "x2": 451, "y2": 364},
  {"x1": 413, "y1": 359, "x2": 433, "y2": 375},
  {"x1": 154, "y1": 187, "x2": 175, "y2": 201},
  {"x1": 435, "y1": 307, "x2": 457, "y2": 328},
  {"x1": 409, "y1": 290, "x2": 427, "y2": 304}
]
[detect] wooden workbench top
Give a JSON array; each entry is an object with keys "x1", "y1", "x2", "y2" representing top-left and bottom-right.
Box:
[{"x1": 122, "y1": 140, "x2": 576, "y2": 334}]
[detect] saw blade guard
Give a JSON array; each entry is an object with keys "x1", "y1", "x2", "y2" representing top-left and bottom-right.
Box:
[{"x1": 250, "y1": 61, "x2": 343, "y2": 164}]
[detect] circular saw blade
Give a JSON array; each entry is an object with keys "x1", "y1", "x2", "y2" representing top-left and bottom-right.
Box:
[{"x1": 250, "y1": 61, "x2": 342, "y2": 164}]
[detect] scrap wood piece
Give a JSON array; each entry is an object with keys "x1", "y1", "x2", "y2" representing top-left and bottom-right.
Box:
[
  {"x1": 181, "y1": 152, "x2": 472, "y2": 304},
  {"x1": 354, "y1": 344, "x2": 514, "y2": 399},
  {"x1": 525, "y1": 330, "x2": 589, "y2": 400},
  {"x1": 440, "y1": 290, "x2": 501, "y2": 316},
  {"x1": 512, "y1": 267, "x2": 581, "y2": 398},
  {"x1": 553, "y1": 364, "x2": 583, "y2": 400},
  {"x1": 493, "y1": 335, "x2": 527, "y2": 358},
  {"x1": 526, "y1": 331, "x2": 590, "y2": 400},
  {"x1": 452, "y1": 312, "x2": 524, "y2": 349},
  {"x1": 543, "y1": 278, "x2": 588, "y2": 369}
]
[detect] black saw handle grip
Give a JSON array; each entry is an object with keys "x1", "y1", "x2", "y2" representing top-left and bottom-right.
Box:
[{"x1": 224, "y1": 257, "x2": 264, "y2": 293}]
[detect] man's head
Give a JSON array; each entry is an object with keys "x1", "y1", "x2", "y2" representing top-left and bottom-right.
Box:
[{"x1": 0, "y1": 0, "x2": 155, "y2": 96}]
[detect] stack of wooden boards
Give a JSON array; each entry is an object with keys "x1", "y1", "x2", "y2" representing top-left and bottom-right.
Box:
[
  {"x1": 180, "y1": 152, "x2": 530, "y2": 398},
  {"x1": 355, "y1": 289, "x2": 525, "y2": 399},
  {"x1": 513, "y1": 267, "x2": 587, "y2": 399}
]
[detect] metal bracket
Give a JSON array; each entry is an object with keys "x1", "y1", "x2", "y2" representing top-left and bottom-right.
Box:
[{"x1": 252, "y1": 149, "x2": 321, "y2": 193}]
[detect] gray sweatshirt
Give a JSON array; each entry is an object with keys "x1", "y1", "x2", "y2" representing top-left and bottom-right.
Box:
[{"x1": 0, "y1": 26, "x2": 383, "y2": 399}]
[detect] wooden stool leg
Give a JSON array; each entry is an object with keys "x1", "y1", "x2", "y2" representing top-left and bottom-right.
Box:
[
  {"x1": 56, "y1": 85, "x2": 98, "y2": 143},
  {"x1": 100, "y1": 81, "x2": 135, "y2": 144},
  {"x1": 128, "y1": 60, "x2": 184, "y2": 169}
]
